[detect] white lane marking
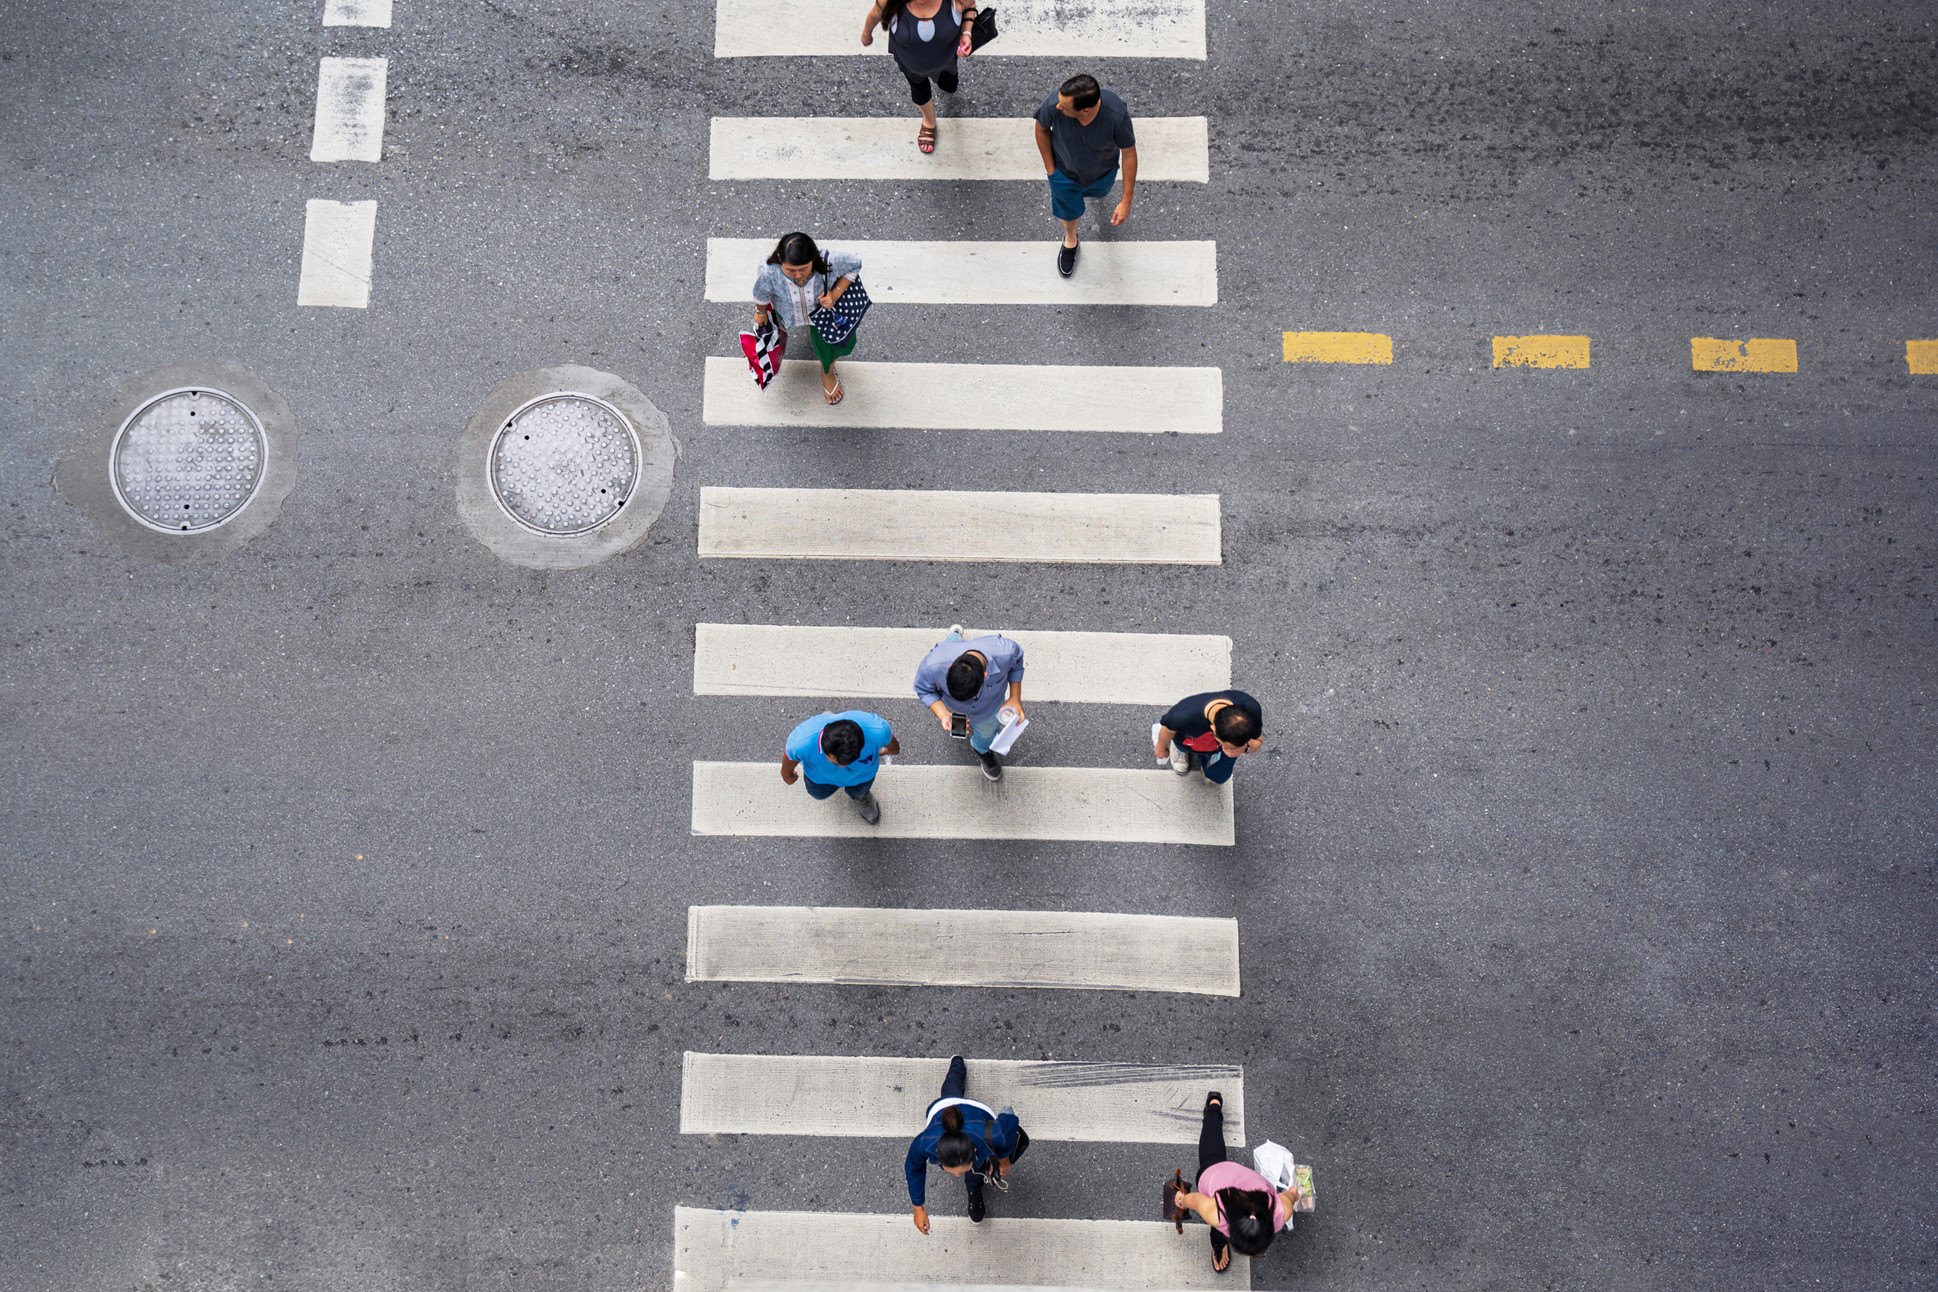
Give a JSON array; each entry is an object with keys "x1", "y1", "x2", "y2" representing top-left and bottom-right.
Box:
[
  {"x1": 699, "y1": 487, "x2": 1222, "y2": 565},
  {"x1": 693, "y1": 624, "x2": 1231, "y2": 705},
  {"x1": 710, "y1": 116, "x2": 1210, "y2": 182},
  {"x1": 681, "y1": 1053, "x2": 1244, "y2": 1143},
  {"x1": 297, "y1": 200, "x2": 377, "y2": 308},
  {"x1": 692, "y1": 763, "x2": 1235, "y2": 845},
  {"x1": 687, "y1": 906, "x2": 1240, "y2": 995},
  {"x1": 707, "y1": 238, "x2": 1217, "y2": 307},
  {"x1": 323, "y1": 0, "x2": 392, "y2": 27},
  {"x1": 731, "y1": 1285, "x2": 1218, "y2": 1292},
  {"x1": 715, "y1": 0, "x2": 1207, "y2": 59},
  {"x1": 703, "y1": 359, "x2": 1222, "y2": 434},
  {"x1": 310, "y1": 57, "x2": 387, "y2": 163},
  {"x1": 675, "y1": 1208, "x2": 1242, "y2": 1292}
]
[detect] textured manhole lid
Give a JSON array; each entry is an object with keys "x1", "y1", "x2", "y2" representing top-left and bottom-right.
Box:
[
  {"x1": 110, "y1": 388, "x2": 267, "y2": 533},
  {"x1": 490, "y1": 394, "x2": 641, "y2": 536}
]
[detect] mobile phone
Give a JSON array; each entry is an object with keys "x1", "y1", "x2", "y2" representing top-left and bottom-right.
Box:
[{"x1": 949, "y1": 712, "x2": 970, "y2": 739}]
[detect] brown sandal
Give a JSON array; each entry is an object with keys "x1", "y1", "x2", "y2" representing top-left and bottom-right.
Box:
[{"x1": 917, "y1": 122, "x2": 937, "y2": 154}]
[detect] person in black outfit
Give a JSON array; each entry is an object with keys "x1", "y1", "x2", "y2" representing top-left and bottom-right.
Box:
[
  {"x1": 861, "y1": 1, "x2": 978, "y2": 154},
  {"x1": 1153, "y1": 690, "x2": 1263, "y2": 786}
]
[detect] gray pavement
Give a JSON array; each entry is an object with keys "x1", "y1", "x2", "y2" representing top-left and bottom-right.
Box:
[{"x1": 2, "y1": 2, "x2": 1935, "y2": 1289}]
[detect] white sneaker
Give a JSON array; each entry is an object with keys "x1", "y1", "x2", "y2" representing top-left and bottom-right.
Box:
[{"x1": 1168, "y1": 743, "x2": 1194, "y2": 776}]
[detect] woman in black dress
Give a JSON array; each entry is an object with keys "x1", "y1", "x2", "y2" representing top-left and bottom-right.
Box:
[{"x1": 861, "y1": 1, "x2": 978, "y2": 154}]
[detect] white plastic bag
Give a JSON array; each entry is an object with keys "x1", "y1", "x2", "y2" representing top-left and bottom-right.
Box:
[{"x1": 1252, "y1": 1140, "x2": 1296, "y2": 1190}]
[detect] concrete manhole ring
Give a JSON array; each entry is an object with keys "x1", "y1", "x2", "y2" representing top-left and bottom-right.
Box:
[
  {"x1": 55, "y1": 360, "x2": 300, "y2": 565},
  {"x1": 111, "y1": 388, "x2": 268, "y2": 533},
  {"x1": 456, "y1": 364, "x2": 679, "y2": 570},
  {"x1": 490, "y1": 393, "x2": 640, "y2": 536}
]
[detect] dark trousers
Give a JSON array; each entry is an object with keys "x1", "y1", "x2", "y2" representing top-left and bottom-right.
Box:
[
  {"x1": 1190, "y1": 747, "x2": 1239, "y2": 785},
  {"x1": 935, "y1": 1057, "x2": 1029, "y2": 1199},
  {"x1": 804, "y1": 776, "x2": 873, "y2": 801},
  {"x1": 904, "y1": 64, "x2": 959, "y2": 106},
  {"x1": 1199, "y1": 1099, "x2": 1231, "y2": 1259}
]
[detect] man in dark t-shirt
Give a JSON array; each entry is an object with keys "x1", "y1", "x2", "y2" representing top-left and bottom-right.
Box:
[
  {"x1": 1153, "y1": 691, "x2": 1264, "y2": 786},
  {"x1": 1032, "y1": 73, "x2": 1138, "y2": 278}
]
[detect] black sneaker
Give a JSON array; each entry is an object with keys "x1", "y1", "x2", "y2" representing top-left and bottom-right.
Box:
[
  {"x1": 978, "y1": 750, "x2": 1003, "y2": 782},
  {"x1": 1058, "y1": 243, "x2": 1078, "y2": 277},
  {"x1": 966, "y1": 1179, "x2": 987, "y2": 1224},
  {"x1": 855, "y1": 793, "x2": 881, "y2": 826}
]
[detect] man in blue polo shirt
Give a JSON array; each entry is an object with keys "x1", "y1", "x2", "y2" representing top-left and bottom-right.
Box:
[{"x1": 781, "y1": 710, "x2": 899, "y2": 826}]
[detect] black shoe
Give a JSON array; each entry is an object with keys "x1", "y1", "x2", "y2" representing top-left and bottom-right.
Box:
[
  {"x1": 967, "y1": 1180, "x2": 987, "y2": 1224},
  {"x1": 978, "y1": 750, "x2": 1003, "y2": 782},
  {"x1": 1058, "y1": 243, "x2": 1078, "y2": 277},
  {"x1": 856, "y1": 793, "x2": 881, "y2": 826}
]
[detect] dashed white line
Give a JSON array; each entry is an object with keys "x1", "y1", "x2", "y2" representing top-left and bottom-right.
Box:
[
  {"x1": 297, "y1": 199, "x2": 377, "y2": 308},
  {"x1": 322, "y1": 0, "x2": 393, "y2": 27},
  {"x1": 310, "y1": 56, "x2": 388, "y2": 163}
]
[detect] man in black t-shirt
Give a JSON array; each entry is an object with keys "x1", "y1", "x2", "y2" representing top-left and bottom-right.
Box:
[
  {"x1": 1153, "y1": 691, "x2": 1263, "y2": 786},
  {"x1": 1032, "y1": 73, "x2": 1138, "y2": 278}
]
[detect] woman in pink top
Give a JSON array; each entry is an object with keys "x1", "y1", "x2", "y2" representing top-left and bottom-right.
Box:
[{"x1": 1172, "y1": 1091, "x2": 1304, "y2": 1273}]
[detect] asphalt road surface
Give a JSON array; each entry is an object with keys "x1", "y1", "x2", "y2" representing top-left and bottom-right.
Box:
[{"x1": 2, "y1": 2, "x2": 1934, "y2": 1290}]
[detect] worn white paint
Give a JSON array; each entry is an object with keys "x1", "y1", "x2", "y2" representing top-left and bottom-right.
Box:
[
  {"x1": 322, "y1": 0, "x2": 392, "y2": 27},
  {"x1": 703, "y1": 359, "x2": 1221, "y2": 434},
  {"x1": 714, "y1": 0, "x2": 1207, "y2": 59},
  {"x1": 710, "y1": 116, "x2": 1211, "y2": 182},
  {"x1": 693, "y1": 624, "x2": 1230, "y2": 705},
  {"x1": 697, "y1": 487, "x2": 1222, "y2": 565},
  {"x1": 297, "y1": 200, "x2": 377, "y2": 308},
  {"x1": 310, "y1": 57, "x2": 387, "y2": 163},
  {"x1": 706, "y1": 238, "x2": 1218, "y2": 306},
  {"x1": 681, "y1": 1053, "x2": 1244, "y2": 1143},
  {"x1": 686, "y1": 906, "x2": 1242, "y2": 995}
]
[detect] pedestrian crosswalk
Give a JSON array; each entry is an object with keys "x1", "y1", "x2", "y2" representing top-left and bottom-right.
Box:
[
  {"x1": 714, "y1": 0, "x2": 1209, "y2": 60},
  {"x1": 706, "y1": 239, "x2": 1219, "y2": 307},
  {"x1": 693, "y1": 624, "x2": 1230, "y2": 705},
  {"x1": 676, "y1": 1209, "x2": 1238, "y2": 1292},
  {"x1": 692, "y1": 763, "x2": 1234, "y2": 844},
  {"x1": 709, "y1": 116, "x2": 1212, "y2": 182},
  {"x1": 682, "y1": 1054, "x2": 1245, "y2": 1143},
  {"x1": 686, "y1": 906, "x2": 1242, "y2": 996},
  {"x1": 698, "y1": 487, "x2": 1222, "y2": 564},
  {"x1": 702, "y1": 359, "x2": 1223, "y2": 433}
]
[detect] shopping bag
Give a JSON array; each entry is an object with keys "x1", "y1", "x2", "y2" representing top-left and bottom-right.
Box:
[{"x1": 739, "y1": 323, "x2": 786, "y2": 389}]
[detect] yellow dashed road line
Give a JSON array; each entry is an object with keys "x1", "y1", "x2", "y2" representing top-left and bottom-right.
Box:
[
  {"x1": 1906, "y1": 340, "x2": 1938, "y2": 375},
  {"x1": 1282, "y1": 331, "x2": 1393, "y2": 365},
  {"x1": 1691, "y1": 337, "x2": 1799, "y2": 373},
  {"x1": 1493, "y1": 335, "x2": 1591, "y2": 369}
]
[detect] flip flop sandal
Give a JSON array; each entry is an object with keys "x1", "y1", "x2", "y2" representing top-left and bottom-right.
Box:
[
  {"x1": 824, "y1": 376, "x2": 844, "y2": 405},
  {"x1": 1212, "y1": 1249, "x2": 1232, "y2": 1275},
  {"x1": 917, "y1": 123, "x2": 937, "y2": 154}
]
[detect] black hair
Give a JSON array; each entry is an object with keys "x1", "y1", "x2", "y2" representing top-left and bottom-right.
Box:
[
  {"x1": 1213, "y1": 704, "x2": 1260, "y2": 745},
  {"x1": 935, "y1": 1106, "x2": 975, "y2": 1168},
  {"x1": 821, "y1": 719, "x2": 864, "y2": 765},
  {"x1": 1218, "y1": 1188, "x2": 1276, "y2": 1256},
  {"x1": 768, "y1": 232, "x2": 830, "y2": 275},
  {"x1": 945, "y1": 653, "x2": 986, "y2": 703},
  {"x1": 1060, "y1": 74, "x2": 1102, "y2": 110},
  {"x1": 877, "y1": 0, "x2": 914, "y2": 20}
]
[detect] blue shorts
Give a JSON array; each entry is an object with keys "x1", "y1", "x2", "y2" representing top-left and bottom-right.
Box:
[{"x1": 1048, "y1": 168, "x2": 1118, "y2": 221}]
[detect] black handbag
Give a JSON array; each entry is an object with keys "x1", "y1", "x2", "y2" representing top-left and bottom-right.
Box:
[
  {"x1": 969, "y1": 6, "x2": 998, "y2": 51},
  {"x1": 809, "y1": 273, "x2": 871, "y2": 346}
]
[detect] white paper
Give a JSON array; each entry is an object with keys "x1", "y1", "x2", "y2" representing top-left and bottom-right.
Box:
[
  {"x1": 1152, "y1": 721, "x2": 1169, "y2": 764},
  {"x1": 990, "y1": 713, "x2": 1028, "y2": 755}
]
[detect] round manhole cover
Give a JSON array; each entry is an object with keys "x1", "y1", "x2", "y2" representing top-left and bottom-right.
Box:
[
  {"x1": 110, "y1": 388, "x2": 267, "y2": 533},
  {"x1": 490, "y1": 394, "x2": 641, "y2": 536}
]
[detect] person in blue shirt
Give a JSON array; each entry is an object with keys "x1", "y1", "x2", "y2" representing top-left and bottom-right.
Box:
[
  {"x1": 781, "y1": 710, "x2": 898, "y2": 826},
  {"x1": 913, "y1": 625, "x2": 1025, "y2": 782},
  {"x1": 904, "y1": 1055, "x2": 1029, "y2": 1232}
]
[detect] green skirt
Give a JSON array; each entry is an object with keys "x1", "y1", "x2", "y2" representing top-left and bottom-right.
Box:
[{"x1": 808, "y1": 327, "x2": 858, "y2": 372}]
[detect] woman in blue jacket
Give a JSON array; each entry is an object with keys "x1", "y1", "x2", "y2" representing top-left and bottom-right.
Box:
[{"x1": 904, "y1": 1055, "x2": 1030, "y2": 1232}]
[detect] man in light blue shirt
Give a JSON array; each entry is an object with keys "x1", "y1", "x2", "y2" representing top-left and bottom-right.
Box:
[
  {"x1": 913, "y1": 626, "x2": 1026, "y2": 782},
  {"x1": 781, "y1": 710, "x2": 899, "y2": 826}
]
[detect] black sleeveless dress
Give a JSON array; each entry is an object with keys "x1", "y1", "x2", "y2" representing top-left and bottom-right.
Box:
[{"x1": 889, "y1": 3, "x2": 961, "y2": 78}]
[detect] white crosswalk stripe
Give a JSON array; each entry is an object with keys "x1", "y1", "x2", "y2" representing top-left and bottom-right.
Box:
[
  {"x1": 309, "y1": 57, "x2": 387, "y2": 162},
  {"x1": 698, "y1": 487, "x2": 1222, "y2": 564},
  {"x1": 686, "y1": 906, "x2": 1242, "y2": 995},
  {"x1": 692, "y1": 763, "x2": 1234, "y2": 844},
  {"x1": 681, "y1": 1054, "x2": 1244, "y2": 1143},
  {"x1": 694, "y1": 624, "x2": 1230, "y2": 705},
  {"x1": 675, "y1": 1208, "x2": 1242, "y2": 1292},
  {"x1": 703, "y1": 359, "x2": 1222, "y2": 434},
  {"x1": 710, "y1": 116, "x2": 1211, "y2": 182},
  {"x1": 706, "y1": 238, "x2": 1218, "y2": 307},
  {"x1": 714, "y1": 0, "x2": 1208, "y2": 60}
]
